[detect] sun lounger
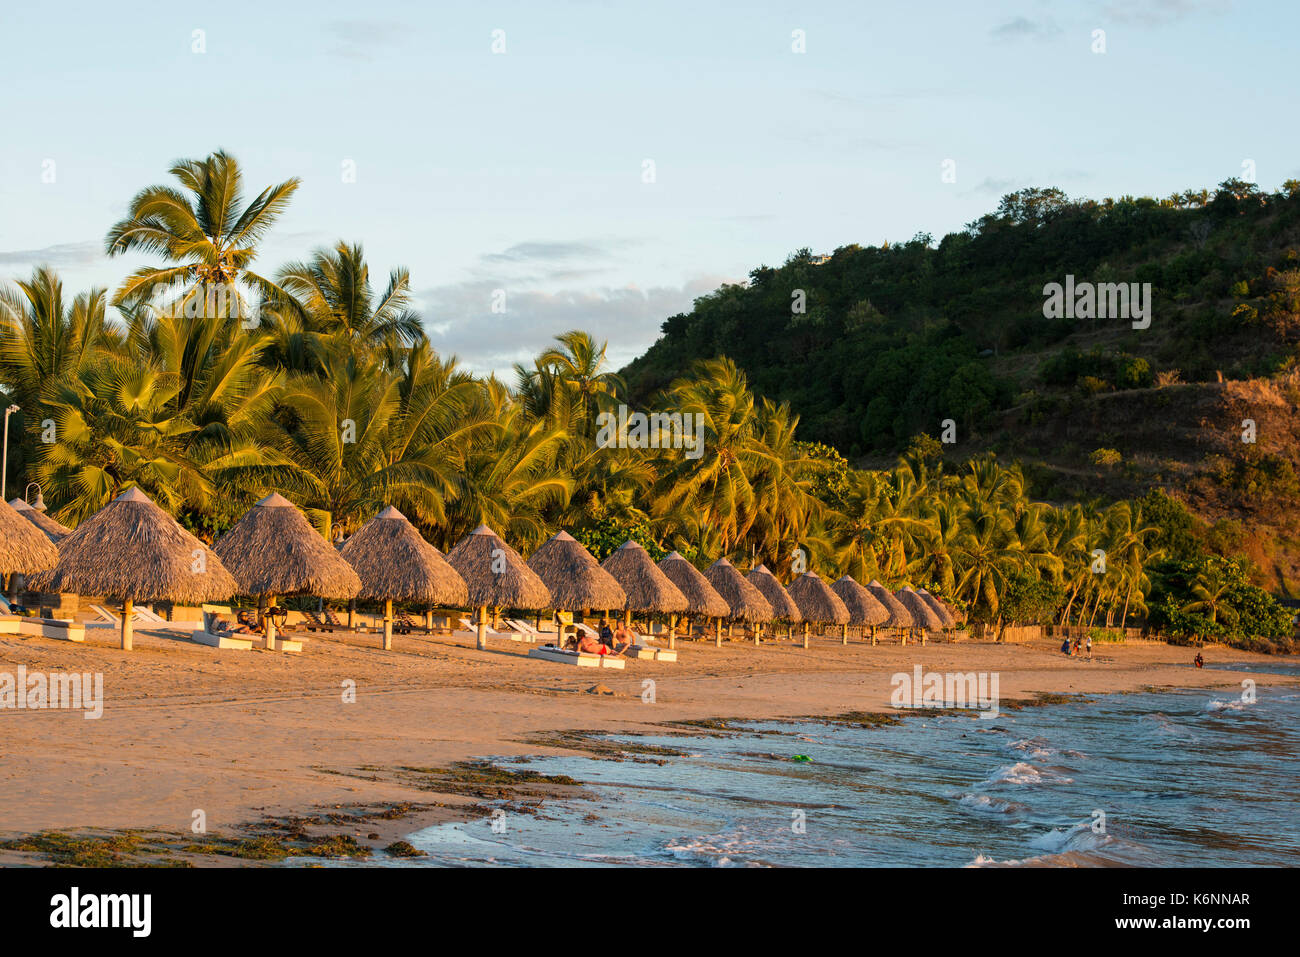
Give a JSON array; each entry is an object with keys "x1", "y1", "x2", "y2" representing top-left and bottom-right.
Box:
[
  {"x1": 527, "y1": 645, "x2": 625, "y2": 669},
  {"x1": 458, "y1": 617, "x2": 527, "y2": 642},
  {"x1": 190, "y1": 605, "x2": 256, "y2": 650},
  {"x1": 574, "y1": 622, "x2": 675, "y2": 662},
  {"x1": 505, "y1": 618, "x2": 549, "y2": 642}
]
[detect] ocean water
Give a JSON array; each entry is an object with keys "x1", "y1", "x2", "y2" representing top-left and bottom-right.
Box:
[{"x1": 380, "y1": 668, "x2": 1300, "y2": 867}]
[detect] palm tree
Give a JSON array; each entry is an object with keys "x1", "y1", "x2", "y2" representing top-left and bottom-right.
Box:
[
  {"x1": 105, "y1": 150, "x2": 299, "y2": 311},
  {"x1": 274, "y1": 241, "x2": 424, "y2": 362}
]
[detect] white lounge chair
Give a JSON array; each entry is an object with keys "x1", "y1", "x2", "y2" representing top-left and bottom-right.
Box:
[{"x1": 458, "y1": 617, "x2": 527, "y2": 642}]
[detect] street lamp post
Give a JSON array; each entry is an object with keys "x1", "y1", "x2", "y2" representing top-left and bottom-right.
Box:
[
  {"x1": 24, "y1": 482, "x2": 45, "y2": 511},
  {"x1": 1, "y1": 404, "x2": 18, "y2": 503}
]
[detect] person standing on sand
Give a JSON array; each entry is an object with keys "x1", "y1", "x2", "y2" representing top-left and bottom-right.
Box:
[{"x1": 1085, "y1": 635, "x2": 1092, "y2": 659}]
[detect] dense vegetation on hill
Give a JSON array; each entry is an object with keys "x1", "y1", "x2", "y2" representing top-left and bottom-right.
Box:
[{"x1": 624, "y1": 180, "x2": 1300, "y2": 455}]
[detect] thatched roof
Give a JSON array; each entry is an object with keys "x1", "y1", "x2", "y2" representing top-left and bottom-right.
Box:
[
  {"x1": 704, "y1": 558, "x2": 774, "y2": 622},
  {"x1": 746, "y1": 564, "x2": 802, "y2": 622},
  {"x1": 896, "y1": 586, "x2": 944, "y2": 630},
  {"x1": 527, "y1": 530, "x2": 626, "y2": 611},
  {"x1": 30, "y1": 487, "x2": 236, "y2": 602},
  {"x1": 917, "y1": 588, "x2": 957, "y2": 628},
  {"x1": 340, "y1": 506, "x2": 467, "y2": 605},
  {"x1": 600, "y1": 540, "x2": 688, "y2": 614},
  {"x1": 657, "y1": 552, "x2": 730, "y2": 618},
  {"x1": 867, "y1": 580, "x2": 913, "y2": 628},
  {"x1": 0, "y1": 498, "x2": 58, "y2": 574},
  {"x1": 214, "y1": 493, "x2": 361, "y2": 599},
  {"x1": 786, "y1": 572, "x2": 850, "y2": 625},
  {"x1": 446, "y1": 524, "x2": 552, "y2": 610},
  {"x1": 9, "y1": 498, "x2": 72, "y2": 543},
  {"x1": 831, "y1": 574, "x2": 890, "y2": 626}
]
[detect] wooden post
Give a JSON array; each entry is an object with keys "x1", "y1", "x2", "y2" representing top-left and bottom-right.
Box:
[
  {"x1": 714, "y1": 618, "x2": 722, "y2": 648},
  {"x1": 476, "y1": 606, "x2": 488, "y2": 651},
  {"x1": 871, "y1": 625, "x2": 878, "y2": 646},
  {"x1": 121, "y1": 598, "x2": 134, "y2": 651},
  {"x1": 265, "y1": 596, "x2": 278, "y2": 648},
  {"x1": 383, "y1": 599, "x2": 393, "y2": 650},
  {"x1": 425, "y1": 607, "x2": 433, "y2": 633},
  {"x1": 841, "y1": 623, "x2": 848, "y2": 646},
  {"x1": 668, "y1": 614, "x2": 676, "y2": 650},
  {"x1": 347, "y1": 599, "x2": 356, "y2": 629},
  {"x1": 754, "y1": 623, "x2": 760, "y2": 646},
  {"x1": 802, "y1": 621, "x2": 809, "y2": 650}
]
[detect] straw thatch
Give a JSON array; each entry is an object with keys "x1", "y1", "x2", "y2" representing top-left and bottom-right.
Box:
[
  {"x1": 340, "y1": 506, "x2": 467, "y2": 605},
  {"x1": 0, "y1": 497, "x2": 58, "y2": 574},
  {"x1": 746, "y1": 564, "x2": 802, "y2": 622},
  {"x1": 704, "y1": 558, "x2": 774, "y2": 622},
  {"x1": 917, "y1": 588, "x2": 957, "y2": 628},
  {"x1": 657, "y1": 551, "x2": 730, "y2": 618},
  {"x1": 896, "y1": 586, "x2": 944, "y2": 630},
  {"x1": 30, "y1": 487, "x2": 236, "y2": 602},
  {"x1": 8, "y1": 498, "x2": 72, "y2": 543},
  {"x1": 527, "y1": 530, "x2": 626, "y2": 610},
  {"x1": 214, "y1": 493, "x2": 361, "y2": 599},
  {"x1": 600, "y1": 540, "x2": 688, "y2": 614},
  {"x1": 831, "y1": 574, "x2": 890, "y2": 626},
  {"x1": 446, "y1": 524, "x2": 552, "y2": 610},
  {"x1": 867, "y1": 580, "x2": 913, "y2": 628},
  {"x1": 786, "y1": 572, "x2": 850, "y2": 625}
]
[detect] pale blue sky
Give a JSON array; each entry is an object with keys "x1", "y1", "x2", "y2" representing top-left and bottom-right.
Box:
[{"x1": 1, "y1": 0, "x2": 1295, "y2": 374}]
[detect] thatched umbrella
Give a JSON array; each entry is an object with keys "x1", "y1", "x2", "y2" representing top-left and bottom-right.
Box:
[
  {"x1": 31, "y1": 487, "x2": 236, "y2": 650},
  {"x1": 746, "y1": 564, "x2": 801, "y2": 643},
  {"x1": 340, "y1": 506, "x2": 468, "y2": 650},
  {"x1": 867, "y1": 580, "x2": 914, "y2": 636},
  {"x1": 917, "y1": 588, "x2": 957, "y2": 629},
  {"x1": 446, "y1": 524, "x2": 551, "y2": 650},
  {"x1": 831, "y1": 574, "x2": 889, "y2": 644},
  {"x1": 600, "y1": 541, "x2": 687, "y2": 641},
  {"x1": 786, "y1": 572, "x2": 849, "y2": 649},
  {"x1": 704, "y1": 558, "x2": 773, "y2": 646},
  {"x1": 214, "y1": 493, "x2": 361, "y2": 647},
  {"x1": 897, "y1": 586, "x2": 944, "y2": 641},
  {"x1": 0, "y1": 497, "x2": 58, "y2": 577},
  {"x1": 8, "y1": 498, "x2": 72, "y2": 543},
  {"x1": 527, "y1": 531, "x2": 626, "y2": 631},
  {"x1": 657, "y1": 551, "x2": 728, "y2": 648}
]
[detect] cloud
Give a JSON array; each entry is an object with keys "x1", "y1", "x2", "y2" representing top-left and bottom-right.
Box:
[
  {"x1": 414, "y1": 275, "x2": 730, "y2": 377},
  {"x1": 0, "y1": 241, "x2": 103, "y2": 269},
  {"x1": 323, "y1": 19, "x2": 411, "y2": 60},
  {"x1": 1097, "y1": 0, "x2": 1230, "y2": 25},
  {"x1": 991, "y1": 17, "x2": 1063, "y2": 40}
]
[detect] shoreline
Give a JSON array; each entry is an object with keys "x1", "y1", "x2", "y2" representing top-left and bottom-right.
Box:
[{"x1": 0, "y1": 626, "x2": 1295, "y2": 866}]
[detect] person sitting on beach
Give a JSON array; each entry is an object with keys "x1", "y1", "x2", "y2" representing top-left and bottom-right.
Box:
[
  {"x1": 570, "y1": 630, "x2": 621, "y2": 657},
  {"x1": 1194, "y1": 652, "x2": 1205, "y2": 669},
  {"x1": 612, "y1": 621, "x2": 637, "y2": 654},
  {"x1": 1061, "y1": 637, "x2": 1072, "y2": 656},
  {"x1": 597, "y1": 618, "x2": 615, "y2": 648}
]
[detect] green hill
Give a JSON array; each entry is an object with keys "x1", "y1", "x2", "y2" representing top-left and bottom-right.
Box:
[{"x1": 623, "y1": 180, "x2": 1300, "y2": 591}]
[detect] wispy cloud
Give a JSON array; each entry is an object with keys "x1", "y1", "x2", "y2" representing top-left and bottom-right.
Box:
[
  {"x1": 323, "y1": 19, "x2": 411, "y2": 60},
  {"x1": 1097, "y1": 0, "x2": 1230, "y2": 26},
  {"x1": 415, "y1": 275, "x2": 728, "y2": 376},
  {"x1": 0, "y1": 241, "x2": 103, "y2": 269},
  {"x1": 991, "y1": 16, "x2": 1063, "y2": 41}
]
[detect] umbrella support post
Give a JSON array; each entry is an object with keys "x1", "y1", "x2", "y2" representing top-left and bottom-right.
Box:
[
  {"x1": 425, "y1": 607, "x2": 433, "y2": 634},
  {"x1": 802, "y1": 623, "x2": 809, "y2": 651},
  {"x1": 668, "y1": 614, "x2": 676, "y2": 650},
  {"x1": 348, "y1": 600, "x2": 356, "y2": 629},
  {"x1": 921, "y1": 629, "x2": 927, "y2": 646},
  {"x1": 476, "y1": 607, "x2": 488, "y2": 651},
  {"x1": 871, "y1": 626, "x2": 877, "y2": 646},
  {"x1": 754, "y1": 626, "x2": 760, "y2": 647},
  {"x1": 714, "y1": 619, "x2": 721, "y2": 648},
  {"x1": 121, "y1": 598, "x2": 133, "y2": 651},
  {"x1": 383, "y1": 599, "x2": 393, "y2": 651},
  {"x1": 841, "y1": 624, "x2": 848, "y2": 646}
]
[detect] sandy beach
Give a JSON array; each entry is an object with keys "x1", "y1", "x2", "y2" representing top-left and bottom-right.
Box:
[{"x1": 1, "y1": 625, "x2": 1293, "y2": 865}]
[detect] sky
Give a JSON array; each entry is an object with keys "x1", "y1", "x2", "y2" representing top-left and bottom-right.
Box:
[{"x1": 1, "y1": 0, "x2": 1296, "y2": 377}]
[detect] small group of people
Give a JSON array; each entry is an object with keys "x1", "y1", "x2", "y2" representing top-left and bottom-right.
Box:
[
  {"x1": 566, "y1": 617, "x2": 637, "y2": 658},
  {"x1": 1060, "y1": 635, "x2": 1093, "y2": 659},
  {"x1": 212, "y1": 610, "x2": 263, "y2": 636}
]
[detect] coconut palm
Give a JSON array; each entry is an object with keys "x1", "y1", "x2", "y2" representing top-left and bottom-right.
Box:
[{"x1": 104, "y1": 149, "x2": 299, "y2": 310}]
